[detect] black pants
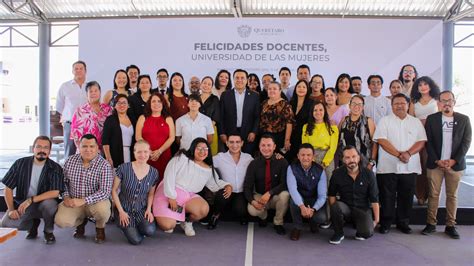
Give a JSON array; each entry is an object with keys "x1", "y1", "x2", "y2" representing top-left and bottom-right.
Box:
[
  {"x1": 330, "y1": 201, "x2": 374, "y2": 238},
  {"x1": 377, "y1": 173, "x2": 416, "y2": 228},
  {"x1": 214, "y1": 192, "x2": 248, "y2": 220},
  {"x1": 289, "y1": 199, "x2": 327, "y2": 230}
]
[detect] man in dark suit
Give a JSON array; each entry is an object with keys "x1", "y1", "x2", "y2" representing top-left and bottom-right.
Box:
[
  {"x1": 219, "y1": 69, "x2": 260, "y2": 155},
  {"x1": 422, "y1": 90, "x2": 471, "y2": 239}
]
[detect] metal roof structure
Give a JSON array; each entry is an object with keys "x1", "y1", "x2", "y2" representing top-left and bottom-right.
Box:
[{"x1": 1, "y1": 0, "x2": 473, "y2": 22}]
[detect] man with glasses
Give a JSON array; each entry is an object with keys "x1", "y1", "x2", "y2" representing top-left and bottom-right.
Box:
[
  {"x1": 422, "y1": 91, "x2": 471, "y2": 239},
  {"x1": 398, "y1": 64, "x2": 418, "y2": 97},
  {"x1": 374, "y1": 93, "x2": 426, "y2": 234},
  {"x1": 0, "y1": 136, "x2": 64, "y2": 244},
  {"x1": 364, "y1": 75, "x2": 392, "y2": 125},
  {"x1": 154, "y1": 68, "x2": 169, "y2": 95},
  {"x1": 188, "y1": 76, "x2": 201, "y2": 95}
]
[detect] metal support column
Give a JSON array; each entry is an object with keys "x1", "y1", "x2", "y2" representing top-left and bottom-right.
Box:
[
  {"x1": 38, "y1": 22, "x2": 50, "y2": 136},
  {"x1": 442, "y1": 21, "x2": 454, "y2": 91}
]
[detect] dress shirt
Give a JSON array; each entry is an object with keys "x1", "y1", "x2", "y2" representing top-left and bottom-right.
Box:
[
  {"x1": 374, "y1": 113, "x2": 427, "y2": 174},
  {"x1": 175, "y1": 112, "x2": 214, "y2": 150},
  {"x1": 364, "y1": 94, "x2": 392, "y2": 125},
  {"x1": 234, "y1": 89, "x2": 246, "y2": 127},
  {"x1": 163, "y1": 154, "x2": 229, "y2": 199},
  {"x1": 55, "y1": 79, "x2": 87, "y2": 122},
  {"x1": 63, "y1": 154, "x2": 113, "y2": 205},
  {"x1": 213, "y1": 151, "x2": 253, "y2": 193}
]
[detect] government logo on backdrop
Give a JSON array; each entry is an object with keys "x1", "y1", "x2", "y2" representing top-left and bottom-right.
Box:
[{"x1": 237, "y1": 25, "x2": 252, "y2": 38}]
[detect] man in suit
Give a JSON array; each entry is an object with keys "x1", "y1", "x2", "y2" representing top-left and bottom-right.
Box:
[
  {"x1": 422, "y1": 91, "x2": 472, "y2": 239},
  {"x1": 219, "y1": 69, "x2": 260, "y2": 155}
]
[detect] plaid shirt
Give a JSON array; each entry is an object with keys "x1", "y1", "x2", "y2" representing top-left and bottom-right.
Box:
[{"x1": 63, "y1": 154, "x2": 113, "y2": 205}]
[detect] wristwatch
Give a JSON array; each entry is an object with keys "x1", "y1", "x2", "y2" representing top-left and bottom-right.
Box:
[{"x1": 369, "y1": 159, "x2": 376, "y2": 167}]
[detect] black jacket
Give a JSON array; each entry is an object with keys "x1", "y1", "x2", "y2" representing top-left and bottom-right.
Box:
[
  {"x1": 102, "y1": 113, "x2": 137, "y2": 168},
  {"x1": 243, "y1": 155, "x2": 288, "y2": 203},
  {"x1": 425, "y1": 111, "x2": 472, "y2": 171},
  {"x1": 219, "y1": 88, "x2": 260, "y2": 138}
]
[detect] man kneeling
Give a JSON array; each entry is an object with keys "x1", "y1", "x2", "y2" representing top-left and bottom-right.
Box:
[
  {"x1": 328, "y1": 145, "x2": 379, "y2": 245},
  {"x1": 54, "y1": 134, "x2": 113, "y2": 244}
]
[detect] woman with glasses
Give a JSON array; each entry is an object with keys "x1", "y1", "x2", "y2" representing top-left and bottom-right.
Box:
[
  {"x1": 153, "y1": 138, "x2": 232, "y2": 236},
  {"x1": 309, "y1": 74, "x2": 325, "y2": 103},
  {"x1": 102, "y1": 94, "x2": 136, "y2": 168},
  {"x1": 338, "y1": 95, "x2": 376, "y2": 169}
]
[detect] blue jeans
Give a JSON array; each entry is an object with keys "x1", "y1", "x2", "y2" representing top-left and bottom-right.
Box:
[{"x1": 120, "y1": 219, "x2": 156, "y2": 245}]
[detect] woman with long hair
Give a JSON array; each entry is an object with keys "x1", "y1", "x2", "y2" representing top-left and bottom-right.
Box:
[
  {"x1": 135, "y1": 93, "x2": 175, "y2": 180},
  {"x1": 166, "y1": 72, "x2": 189, "y2": 121},
  {"x1": 334, "y1": 73, "x2": 354, "y2": 106},
  {"x1": 248, "y1": 73, "x2": 262, "y2": 94},
  {"x1": 213, "y1": 69, "x2": 232, "y2": 99},
  {"x1": 102, "y1": 94, "x2": 136, "y2": 168},
  {"x1": 153, "y1": 138, "x2": 232, "y2": 236},
  {"x1": 309, "y1": 74, "x2": 325, "y2": 103},
  {"x1": 103, "y1": 69, "x2": 131, "y2": 106},
  {"x1": 409, "y1": 76, "x2": 440, "y2": 205},
  {"x1": 128, "y1": 75, "x2": 153, "y2": 120},
  {"x1": 287, "y1": 80, "x2": 314, "y2": 162}
]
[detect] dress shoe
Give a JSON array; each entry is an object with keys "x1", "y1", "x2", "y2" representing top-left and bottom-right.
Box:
[
  {"x1": 445, "y1": 226, "x2": 460, "y2": 239},
  {"x1": 95, "y1": 228, "x2": 106, "y2": 244},
  {"x1": 26, "y1": 219, "x2": 41, "y2": 239},
  {"x1": 73, "y1": 219, "x2": 88, "y2": 238},
  {"x1": 421, "y1": 224, "x2": 436, "y2": 235},
  {"x1": 240, "y1": 219, "x2": 248, "y2": 226},
  {"x1": 274, "y1": 225, "x2": 286, "y2": 235},
  {"x1": 290, "y1": 229, "x2": 301, "y2": 241},
  {"x1": 44, "y1": 232, "x2": 56, "y2": 244},
  {"x1": 379, "y1": 225, "x2": 390, "y2": 234},
  {"x1": 396, "y1": 224, "x2": 412, "y2": 234},
  {"x1": 207, "y1": 215, "x2": 219, "y2": 230},
  {"x1": 258, "y1": 218, "x2": 268, "y2": 227},
  {"x1": 309, "y1": 222, "x2": 319, "y2": 233}
]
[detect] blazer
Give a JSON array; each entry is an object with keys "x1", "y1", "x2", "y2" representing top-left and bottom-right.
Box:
[
  {"x1": 425, "y1": 111, "x2": 472, "y2": 171},
  {"x1": 219, "y1": 88, "x2": 260, "y2": 139},
  {"x1": 102, "y1": 112, "x2": 137, "y2": 168}
]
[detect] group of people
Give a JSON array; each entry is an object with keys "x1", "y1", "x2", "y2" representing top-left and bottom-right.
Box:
[{"x1": 0, "y1": 61, "x2": 471, "y2": 246}]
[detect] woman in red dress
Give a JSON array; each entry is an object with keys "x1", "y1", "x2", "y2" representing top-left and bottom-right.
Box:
[{"x1": 136, "y1": 93, "x2": 175, "y2": 181}]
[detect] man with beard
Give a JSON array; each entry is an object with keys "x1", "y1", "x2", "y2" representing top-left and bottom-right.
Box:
[
  {"x1": 0, "y1": 136, "x2": 64, "y2": 244},
  {"x1": 188, "y1": 76, "x2": 201, "y2": 95},
  {"x1": 422, "y1": 91, "x2": 471, "y2": 239},
  {"x1": 328, "y1": 145, "x2": 379, "y2": 245},
  {"x1": 126, "y1": 65, "x2": 140, "y2": 94}
]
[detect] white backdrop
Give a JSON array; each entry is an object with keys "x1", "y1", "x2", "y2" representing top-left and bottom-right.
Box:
[{"x1": 79, "y1": 18, "x2": 443, "y2": 95}]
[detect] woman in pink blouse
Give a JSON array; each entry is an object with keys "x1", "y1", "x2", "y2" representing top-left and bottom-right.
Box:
[{"x1": 71, "y1": 81, "x2": 113, "y2": 151}]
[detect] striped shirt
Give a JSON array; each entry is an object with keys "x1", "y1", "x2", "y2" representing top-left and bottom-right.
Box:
[
  {"x1": 116, "y1": 162, "x2": 159, "y2": 227},
  {"x1": 2, "y1": 157, "x2": 64, "y2": 205},
  {"x1": 63, "y1": 154, "x2": 113, "y2": 205}
]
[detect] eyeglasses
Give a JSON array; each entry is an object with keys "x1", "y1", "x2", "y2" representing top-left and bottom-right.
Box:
[
  {"x1": 196, "y1": 147, "x2": 209, "y2": 152},
  {"x1": 350, "y1": 102, "x2": 364, "y2": 107},
  {"x1": 440, "y1": 99, "x2": 454, "y2": 104},
  {"x1": 403, "y1": 70, "x2": 415, "y2": 74},
  {"x1": 116, "y1": 101, "x2": 128, "y2": 106}
]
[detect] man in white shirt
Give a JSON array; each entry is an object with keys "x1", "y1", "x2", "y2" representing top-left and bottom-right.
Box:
[
  {"x1": 55, "y1": 60, "x2": 88, "y2": 157},
  {"x1": 374, "y1": 93, "x2": 427, "y2": 235},
  {"x1": 364, "y1": 75, "x2": 392, "y2": 125},
  {"x1": 126, "y1": 65, "x2": 140, "y2": 94},
  {"x1": 207, "y1": 134, "x2": 254, "y2": 229}
]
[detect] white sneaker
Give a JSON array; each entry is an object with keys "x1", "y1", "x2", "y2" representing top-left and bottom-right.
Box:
[
  {"x1": 164, "y1": 229, "x2": 174, "y2": 233},
  {"x1": 180, "y1": 222, "x2": 196, "y2": 237}
]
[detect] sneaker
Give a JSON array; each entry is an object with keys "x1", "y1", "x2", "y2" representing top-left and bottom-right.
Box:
[
  {"x1": 444, "y1": 226, "x2": 460, "y2": 239},
  {"x1": 421, "y1": 224, "x2": 436, "y2": 235},
  {"x1": 329, "y1": 233, "x2": 344, "y2": 245},
  {"x1": 319, "y1": 222, "x2": 331, "y2": 229},
  {"x1": 163, "y1": 229, "x2": 174, "y2": 233},
  {"x1": 354, "y1": 233, "x2": 367, "y2": 241},
  {"x1": 180, "y1": 222, "x2": 196, "y2": 237},
  {"x1": 25, "y1": 219, "x2": 41, "y2": 239}
]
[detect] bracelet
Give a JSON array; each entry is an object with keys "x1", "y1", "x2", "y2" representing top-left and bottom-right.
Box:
[{"x1": 406, "y1": 150, "x2": 412, "y2": 156}]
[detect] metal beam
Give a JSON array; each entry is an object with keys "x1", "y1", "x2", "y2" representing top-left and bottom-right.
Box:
[
  {"x1": 442, "y1": 21, "x2": 454, "y2": 91},
  {"x1": 444, "y1": 0, "x2": 474, "y2": 22},
  {"x1": 1, "y1": 0, "x2": 48, "y2": 23},
  {"x1": 38, "y1": 22, "x2": 50, "y2": 136}
]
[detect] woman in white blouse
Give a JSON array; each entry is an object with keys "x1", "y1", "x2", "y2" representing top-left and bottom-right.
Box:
[
  {"x1": 153, "y1": 138, "x2": 232, "y2": 236},
  {"x1": 408, "y1": 76, "x2": 440, "y2": 205}
]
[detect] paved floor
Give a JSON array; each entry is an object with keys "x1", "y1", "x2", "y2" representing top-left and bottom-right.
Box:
[{"x1": 1, "y1": 220, "x2": 473, "y2": 266}]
